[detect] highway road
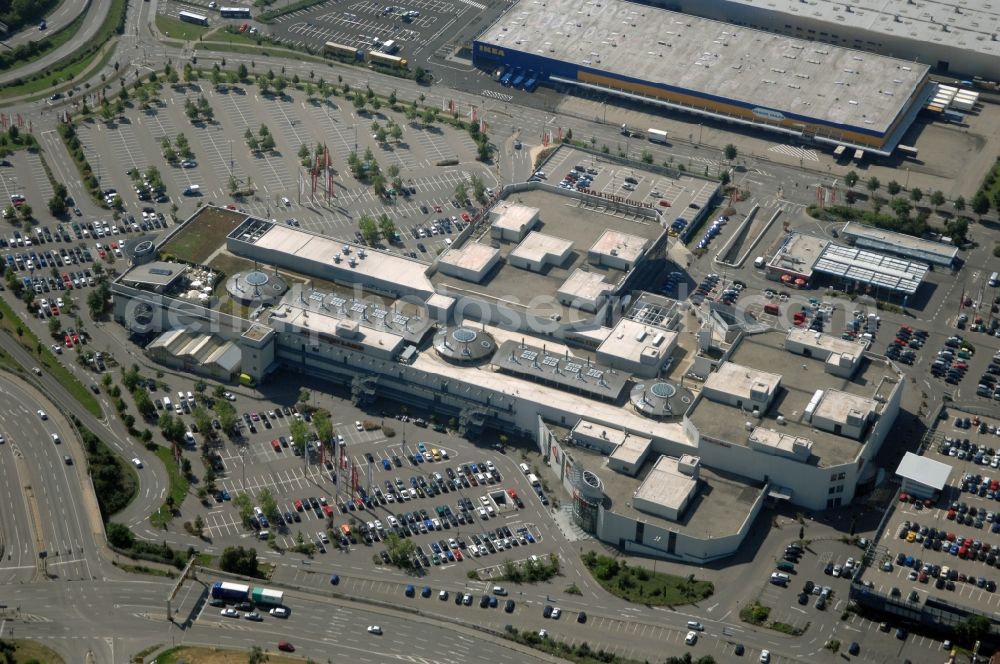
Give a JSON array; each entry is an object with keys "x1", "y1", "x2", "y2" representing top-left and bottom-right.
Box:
[
  {"x1": 0, "y1": 379, "x2": 95, "y2": 582},
  {"x1": 0, "y1": 0, "x2": 113, "y2": 86},
  {"x1": 0, "y1": 0, "x2": 89, "y2": 52}
]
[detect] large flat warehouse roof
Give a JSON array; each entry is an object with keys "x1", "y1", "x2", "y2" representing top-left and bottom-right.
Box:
[
  {"x1": 479, "y1": 0, "x2": 928, "y2": 134},
  {"x1": 702, "y1": 0, "x2": 1000, "y2": 64}
]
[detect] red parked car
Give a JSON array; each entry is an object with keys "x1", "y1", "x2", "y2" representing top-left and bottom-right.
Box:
[{"x1": 278, "y1": 641, "x2": 295, "y2": 652}]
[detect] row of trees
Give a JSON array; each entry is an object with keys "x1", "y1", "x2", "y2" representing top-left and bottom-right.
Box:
[
  {"x1": 845, "y1": 169, "x2": 998, "y2": 217},
  {"x1": 358, "y1": 212, "x2": 397, "y2": 245}
]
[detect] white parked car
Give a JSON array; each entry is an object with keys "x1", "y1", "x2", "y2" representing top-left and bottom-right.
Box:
[
  {"x1": 367, "y1": 625, "x2": 382, "y2": 635},
  {"x1": 685, "y1": 631, "x2": 698, "y2": 645},
  {"x1": 355, "y1": 420, "x2": 363, "y2": 431}
]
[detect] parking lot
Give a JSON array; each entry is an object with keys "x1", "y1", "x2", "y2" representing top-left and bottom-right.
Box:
[
  {"x1": 156, "y1": 384, "x2": 557, "y2": 577},
  {"x1": 267, "y1": 0, "x2": 471, "y2": 62},
  {"x1": 70, "y1": 82, "x2": 499, "y2": 261},
  {"x1": 861, "y1": 409, "x2": 1000, "y2": 629}
]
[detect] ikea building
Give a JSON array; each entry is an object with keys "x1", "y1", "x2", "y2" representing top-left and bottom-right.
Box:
[{"x1": 473, "y1": 0, "x2": 935, "y2": 156}]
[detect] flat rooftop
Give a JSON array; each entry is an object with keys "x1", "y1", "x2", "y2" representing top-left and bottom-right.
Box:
[
  {"x1": 494, "y1": 339, "x2": 630, "y2": 401},
  {"x1": 813, "y1": 243, "x2": 927, "y2": 295},
  {"x1": 689, "y1": 331, "x2": 900, "y2": 466},
  {"x1": 841, "y1": 221, "x2": 959, "y2": 264},
  {"x1": 478, "y1": 0, "x2": 928, "y2": 133},
  {"x1": 598, "y1": 318, "x2": 676, "y2": 365},
  {"x1": 492, "y1": 203, "x2": 539, "y2": 233},
  {"x1": 121, "y1": 261, "x2": 188, "y2": 287},
  {"x1": 768, "y1": 233, "x2": 830, "y2": 277},
  {"x1": 786, "y1": 327, "x2": 866, "y2": 358},
  {"x1": 706, "y1": 0, "x2": 1000, "y2": 63},
  {"x1": 590, "y1": 229, "x2": 648, "y2": 266},
  {"x1": 573, "y1": 446, "x2": 763, "y2": 539},
  {"x1": 231, "y1": 220, "x2": 435, "y2": 297},
  {"x1": 510, "y1": 231, "x2": 574, "y2": 266},
  {"x1": 437, "y1": 242, "x2": 500, "y2": 275},
  {"x1": 431, "y1": 188, "x2": 664, "y2": 322},
  {"x1": 705, "y1": 361, "x2": 782, "y2": 402},
  {"x1": 411, "y1": 322, "x2": 693, "y2": 445}
]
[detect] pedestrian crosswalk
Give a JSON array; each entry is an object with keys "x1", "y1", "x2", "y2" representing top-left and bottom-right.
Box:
[
  {"x1": 482, "y1": 89, "x2": 513, "y2": 102},
  {"x1": 768, "y1": 144, "x2": 820, "y2": 162},
  {"x1": 458, "y1": 0, "x2": 486, "y2": 7}
]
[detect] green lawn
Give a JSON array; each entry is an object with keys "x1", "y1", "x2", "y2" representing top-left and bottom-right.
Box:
[
  {"x1": 582, "y1": 551, "x2": 714, "y2": 606},
  {"x1": 150, "y1": 445, "x2": 190, "y2": 527},
  {"x1": 155, "y1": 14, "x2": 210, "y2": 41},
  {"x1": 160, "y1": 207, "x2": 247, "y2": 264},
  {"x1": 3, "y1": 639, "x2": 65, "y2": 663},
  {"x1": 0, "y1": 297, "x2": 102, "y2": 417}
]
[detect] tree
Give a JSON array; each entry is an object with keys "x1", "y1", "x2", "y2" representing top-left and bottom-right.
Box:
[
  {"x1": 421, "y1": 107, "x2": 437, "y2": 127},
  {"x1": 233, "y1": 492, "x2": 253, "y2": 525},
  {"x1": 945, "y1": 217, "x2": 969, "y2": 244},
  {"x1": 259, "y1": 487, "x2": 280, "y2": 523},
  {"x1": 930, "y1": 190, "x2": 945, "y2": 209},
  {"x1": 248, "y1": 646, "x2": 269, "y2": 664},
  {"x1": 454, "y1": 181, "x2": 469, "y2": 205},
  {"x1": 886, "y1": 180, "x2": 901, "y2": 196},
  {"x1": 358, "y1": 213, "x2": 379, "y2": 245},
  {"x1": 313, "y1": 410, "x2": 333, "y2": 445},
  {"x1": 289, "y1": 419, "x2": 309, "y2": 456},
  {"x1": 158, "y1": 412, "x2": 186, "y2": 443},
  {"x1": 972, "y1": 190, "x2": 991, "y2": 217},
  {"x1": 470, "y1": 174, "x2": 486, "y2": 203},
  {"x1": 910, "y1": 187, "x2": 923, "y2": 203},
  {"x1": 890, "y1": 197, "x2": 912, "y2": 220},
  {"x1": 723, "y1": 143, "x2": 737, "y2": 163},
  {"x1": 219, "y1": 545, "x2": 259, "y2": 577},
  {"x1": 18, "y1": 203, "x2": 32, "y2": 222},
  {"x1": 192, "y1": 405, "x2": 212, "y2": 438},
  {"x1": 298, "y1": 143, "x2": 309, "y2": 161},
  {"x1": 2, "y1": 204, "x2": 15, "y2": 222},
  {"x1": 87, "y1": 284, "x2": 109, "y2": 319},
  {"x1": 389, "y1": 123, "x2": 403, "y2": 143},
  {"x1": 216, "y1": 400, "x2": 238, "y2": 434},
  {"x1": 298, "y1": 388, "x2": 311, "y2": 405},
  {"x1": 844, "y1": 170, "x2": 859, "y2": 189},
  {"x1": 866, "y1": 176, "x2": 880, "y2": 195},
  {"x1": 954, "y1": 195, "x2": 966, "y2": 212},
  {"x1": 955, "y1": 614, "x2": 991, "y2": 646},
  {"x1": 378, "y1": 214, "x2": 396, "y2": 241},
  {"x1": 133, "y1": 388, "x2": 156, "y2": 420},
  {"x1": 48, "y1": 187, "x2": 68, "y2": 216},
  {"x1": 48, "y1": 316, "x2": 62, "y2": 338},
  {"x1": 384, "y1": 532, "x2": 417, "y2": 567}
]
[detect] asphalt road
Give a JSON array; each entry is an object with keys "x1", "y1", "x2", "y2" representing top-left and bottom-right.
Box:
[
  {"x1": 0, "y1": 0, "x2": 115, "y2": 86},
  {"x1": 0, "y1": 0, "x2": 89, "y2": 51}
]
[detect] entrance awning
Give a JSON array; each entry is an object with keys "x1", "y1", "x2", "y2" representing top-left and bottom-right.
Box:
[{"x1": 767, "y1": 486, "x2": 793, "y2": 500}]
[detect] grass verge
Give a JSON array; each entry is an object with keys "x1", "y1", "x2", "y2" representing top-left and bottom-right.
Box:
[
  {"x1": 151, "y1": 646, "x2": 304, "y2": 664},
  {"x1": 504, "y1": 627, "x2": 648, "y2": 664},
  {"x1": 740, "y1": 600, "x2": 808, "y2": 635},
  {"x1": 155, "y1": 14, "x2": 210, "y2": 41},
  {"x1": 150, "y1": 445, "x2": 190, "y2": 528},
  {"x1": 582, "y1": 551, "x2": 714, "y2": 605},
  {"x1": 0, "y1": 298, "x2": 102, "y2": 417},
  {"x1": 0, "y1": 639, "x2": 66, "y2": 663},
  {"x1": 78, "y1": 423, "x2": 139, "y2": 517}
]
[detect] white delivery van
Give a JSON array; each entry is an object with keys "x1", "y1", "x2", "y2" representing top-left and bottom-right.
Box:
[
  {"x1": 183, "y1": 184, "x2": 201, "y2": 196},
  {"x1": 527, "y1": 473, "x2": 541, "y2": 487}
]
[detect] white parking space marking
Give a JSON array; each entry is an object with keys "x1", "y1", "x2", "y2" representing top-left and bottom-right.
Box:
[{"x1": 24, "y1": 153, "x2": 54, "y2": 202}]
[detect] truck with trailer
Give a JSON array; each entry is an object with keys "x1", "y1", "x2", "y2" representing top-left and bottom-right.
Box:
[
  {"x1": 367, "y1": 51, "x2": 408, "y2": 69},
  {"x1": 325, "y1": 41, "x2": 364, "y2": 62},
  {"x1": 251, "y1": 587, "x2": 284, "y2": 607},
  {"x1": 647, "y1": 128, "x2": 668, "y2": 144},
  {"x1": 211, "y1": 582, "x2": 250, "y2": 602}
]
